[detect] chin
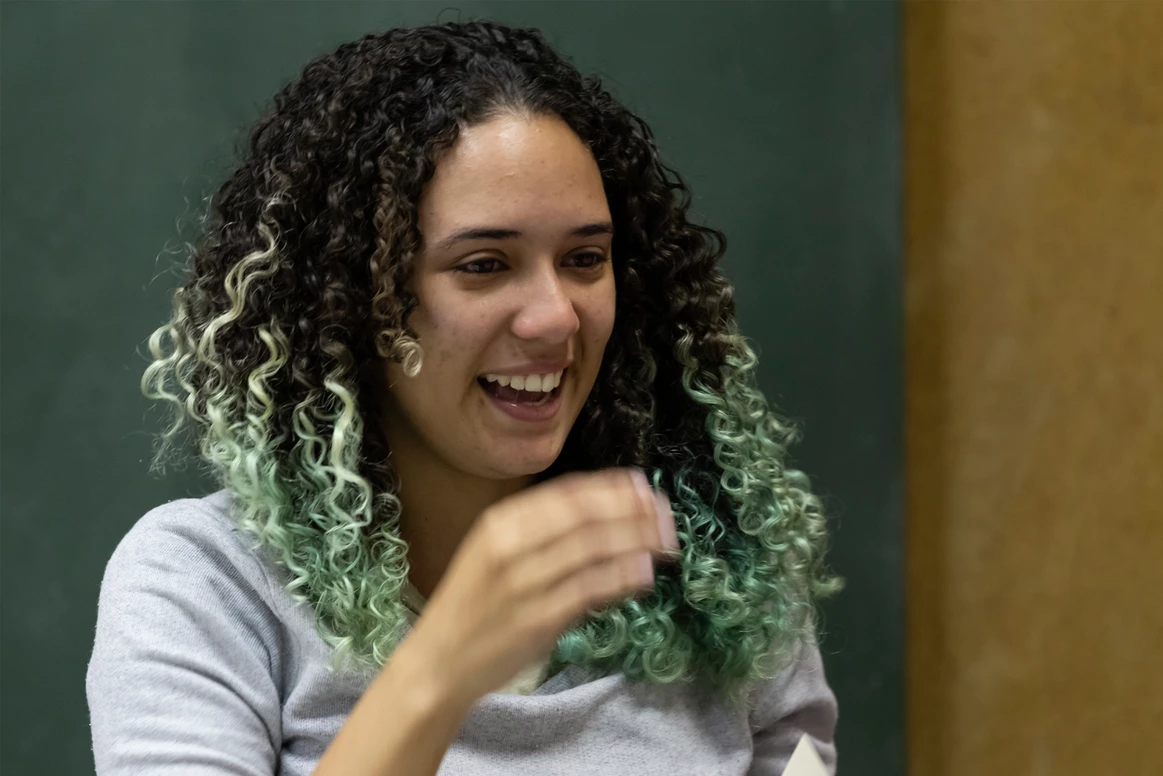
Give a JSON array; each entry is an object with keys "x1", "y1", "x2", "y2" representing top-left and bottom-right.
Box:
[{"x1": 485, "y1": 442, "x2": 565, "y2": 479}]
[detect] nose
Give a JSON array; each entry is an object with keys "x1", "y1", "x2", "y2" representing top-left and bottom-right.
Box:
[{"x1": 511, "y1": 266, "x2": 580, "y2": 344}]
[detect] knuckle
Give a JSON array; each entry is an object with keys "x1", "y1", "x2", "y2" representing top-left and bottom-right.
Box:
[
  {"x1": 561, "y1": 535, "x2": 592, "y2": 572},
  {"x1": 479, "y1": 511, "x2": 517, "y2": 569},
  {"x1": 571, "y1": 521, "x2": 620, "y2": 572},
  {"x1": 550, "y1": 471, "x2": 591, "y2": 497},
  {"x1": 557, "y1": 500, "x2": 586, "y2": 533},
  {"x1": 610, "y1": 468, "x2": 639, "y2": 497},
  {"x1": 568, "y1": 566, "x2": 600, "y2": 611}
]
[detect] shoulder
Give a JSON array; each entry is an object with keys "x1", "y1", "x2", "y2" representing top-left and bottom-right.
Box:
[
  {"x1": 103, "y1": 490, "x2": 271, "y2": 593},
  {"x1": 95, "y1": 489, "x2": 283, "y2": 643},
  {"x1": 110, "y1": 489, "x2": 252, "y2": 558},
  {"x1": 87, "y1": 490, "x2": 285, "y2": 772}
]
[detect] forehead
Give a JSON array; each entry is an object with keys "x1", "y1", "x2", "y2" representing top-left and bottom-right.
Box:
[{"x1": 418, "y1": 114, "x2": 610, "y2": 238}]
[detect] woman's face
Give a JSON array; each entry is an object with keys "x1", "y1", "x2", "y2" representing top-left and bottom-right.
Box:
[{"x1": 380, "y1": 113, "x2": 616, "y2": 481}]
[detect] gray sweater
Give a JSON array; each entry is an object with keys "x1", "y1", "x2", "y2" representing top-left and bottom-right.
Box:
[{"x1": 86, "y1": 490, "x2": 838, "y2": 775}]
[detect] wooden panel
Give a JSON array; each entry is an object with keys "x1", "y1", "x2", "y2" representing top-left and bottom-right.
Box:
[{"x1": 905, "y1": 2, "x2": 1163, "y2": 774}]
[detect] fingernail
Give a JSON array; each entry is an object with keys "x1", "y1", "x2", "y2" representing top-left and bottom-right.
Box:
[
  {"x1": 654, "y1": 492, "x2": 680, "y2": 554},
  {"x1": 629, "y1": 468, "x2": 652, "y2": 507}
]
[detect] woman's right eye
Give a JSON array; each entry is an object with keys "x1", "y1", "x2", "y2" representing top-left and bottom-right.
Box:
[{"x1": 456, "y1": 258, "x2": 507, "y2": 275}]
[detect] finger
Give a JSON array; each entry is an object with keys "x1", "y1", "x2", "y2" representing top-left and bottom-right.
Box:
[
  {"x1": 508, "y1": 508, "x2": 658, "y2": 595},
  {"x1": 628, "y1": 469, "x2": 679, "y2": 562},
  {"x1": 544, "y1": 548, "x2": 655, "y2": 628},
  {"x1": 501, "y1": 468, "x2": 654, "y2": 557},
  {"x1": 628, "y1": 468, "x2": 665, "y2": 553},
  {"x1": 653, "y1": 490, "x2": 681, "y2": 560}
]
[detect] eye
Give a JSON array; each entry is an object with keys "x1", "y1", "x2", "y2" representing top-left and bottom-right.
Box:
[
  {"x1": 455, "y1": 257, "x2": 508, "y2": 275},
  {"x1": 565, "y1": 252, "x2": 609, "y2": 270}
]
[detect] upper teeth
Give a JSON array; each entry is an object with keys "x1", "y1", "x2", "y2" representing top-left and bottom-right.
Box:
[{"x1": 483, "y1": 370, "x2": 563, "y2": 392}]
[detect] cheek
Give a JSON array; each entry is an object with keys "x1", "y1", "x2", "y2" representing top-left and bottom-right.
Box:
[
  {"x1": 384, "y1": 339, "x2": 468, "y2": 424},
  {"x1": 409, "y1": 295, "x2": 493, "y2": 370},
  {"x1": 581, "y1": 280, "x2": 617, "y2": 351}
]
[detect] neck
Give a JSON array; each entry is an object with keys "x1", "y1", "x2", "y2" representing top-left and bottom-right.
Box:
[{"x1": 387, "y1": 433, "x2": 532, "y2": 601}]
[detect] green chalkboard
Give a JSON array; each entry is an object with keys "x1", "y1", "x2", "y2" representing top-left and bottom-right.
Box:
[{"x1": 0, "y1": 2, "x2": 901, "y2": 774}]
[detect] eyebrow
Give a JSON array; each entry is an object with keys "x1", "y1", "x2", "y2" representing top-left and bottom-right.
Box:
[{"x1": 434, "y1": 221, "x2": 614, "y2": 250}]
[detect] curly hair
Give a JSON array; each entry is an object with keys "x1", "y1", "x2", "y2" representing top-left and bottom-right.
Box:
[{"x1": 142, "y1": 19, "x2": 840, "y2": 707}]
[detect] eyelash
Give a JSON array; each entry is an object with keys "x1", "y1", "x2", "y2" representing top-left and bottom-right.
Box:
[{"x1": 455, "y1": 253, "x2": 608, "y2": 275}]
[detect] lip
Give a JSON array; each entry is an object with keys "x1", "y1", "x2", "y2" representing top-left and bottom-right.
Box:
[
  {"x1": 478, "y1": 360, "x2": 572, "y2": 377},
  {"x1": 478, "y1": 378, "x2": 565, "y2": 423}
]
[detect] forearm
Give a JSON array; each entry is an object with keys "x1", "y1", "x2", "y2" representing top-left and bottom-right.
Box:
[{"x1": 313, "y1": 637, "x2": 472, "y2": 776}]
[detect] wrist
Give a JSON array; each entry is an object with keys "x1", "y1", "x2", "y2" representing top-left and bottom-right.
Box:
[
  {"x1": 313, "y1": 633, "x2": 472, "y2": 776},
  {"x1": 387, "y1": 630, "x2": 475, "y2": 727}
]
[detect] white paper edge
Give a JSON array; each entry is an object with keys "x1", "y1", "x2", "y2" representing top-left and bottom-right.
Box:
[{"x1": 780, "y1": 733, "x2": 828, "y2": 776}]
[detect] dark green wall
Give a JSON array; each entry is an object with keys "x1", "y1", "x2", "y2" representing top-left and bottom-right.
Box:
[{"x1": 0, "y1": 2, "x2": 901, "y2": 773}]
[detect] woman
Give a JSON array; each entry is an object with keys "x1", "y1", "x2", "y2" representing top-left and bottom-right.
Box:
[{"x1": 87, "y1": 20, "x2": 841, "y2": 776}]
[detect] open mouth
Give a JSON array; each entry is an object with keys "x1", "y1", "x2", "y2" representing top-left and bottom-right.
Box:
[{"x1": 477, "y1": 368, "x2": 566, "y2": 407}]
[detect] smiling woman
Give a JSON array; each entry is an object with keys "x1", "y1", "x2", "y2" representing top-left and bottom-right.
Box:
[{"x1": 86, "y1": 19, "x2": 841, "y2": 776}]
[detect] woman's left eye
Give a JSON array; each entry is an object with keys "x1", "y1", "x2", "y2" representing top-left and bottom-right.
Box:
[
  {"x1": 456, "y1": 258, "x2": 506, "y2": 274},
  {"x1": 566, "y1": 252, "x2": 608, "y2": 269}
]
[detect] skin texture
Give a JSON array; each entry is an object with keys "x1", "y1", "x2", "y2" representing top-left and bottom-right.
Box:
[{"x1": 379, "y1": 114, "x2": 617, "y2": 599}]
